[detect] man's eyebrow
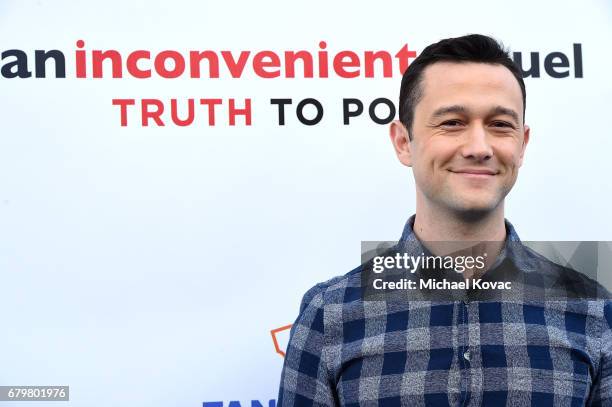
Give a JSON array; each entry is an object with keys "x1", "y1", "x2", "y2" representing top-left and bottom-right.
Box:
[
  {"x1": 430, "y1": 105, "x2": 469, "y2": 120},
  {"x1": 430, "y1": 105, "x2": 520, "y2": 124},
  {"x1": 489, "y1": 106, "x2": 520, "y2": 124}
]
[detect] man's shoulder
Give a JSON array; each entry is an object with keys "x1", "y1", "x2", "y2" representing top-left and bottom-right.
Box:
[
  {"x1": 297, "y1": 265, "x2": 366, "y2": 314},
  {"x1": 519, "y1": 244, "x2": 612, "y2": 301}
]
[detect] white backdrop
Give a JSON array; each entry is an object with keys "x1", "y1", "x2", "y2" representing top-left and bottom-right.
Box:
[{"x1": 1, "y1": 1, "x2": 612, "y2": 406}]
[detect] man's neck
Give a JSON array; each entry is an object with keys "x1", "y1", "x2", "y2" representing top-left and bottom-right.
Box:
[
  {"x1": 412, "y1": 201, "x2": 507, "y2": 278},
  {"x1": 413, "y1": 202, "x2": 507, "y2": 243}
]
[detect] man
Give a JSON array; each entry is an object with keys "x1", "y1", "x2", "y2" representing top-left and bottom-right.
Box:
[{"x1": 277, "y1": 34, "x2": 612, "y2": 406}]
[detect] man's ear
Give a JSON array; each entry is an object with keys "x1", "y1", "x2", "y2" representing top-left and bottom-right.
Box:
[
  {"x1": 389, "y1": 120, "x2": 413, "y2": 167},
  {"x1": 518, "y1": 124, "x2": 530, "y2": 167}
]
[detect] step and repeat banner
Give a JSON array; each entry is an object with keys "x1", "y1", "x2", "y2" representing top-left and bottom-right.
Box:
[{"x1": 1, "y1": 1, "x2": 612, "y2": 406}]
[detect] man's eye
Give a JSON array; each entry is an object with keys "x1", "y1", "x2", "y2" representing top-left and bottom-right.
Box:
[
  {"x1": 491, "y1": 121, "x2": 513, "y2": 128},
  {"x1": 441, "y1": 120, "x2": 462, "y2": 127}
]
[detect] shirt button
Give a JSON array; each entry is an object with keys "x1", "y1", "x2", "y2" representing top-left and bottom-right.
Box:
[{"x1": 463, "y1": 350, "x2": 471, "y2": 361}]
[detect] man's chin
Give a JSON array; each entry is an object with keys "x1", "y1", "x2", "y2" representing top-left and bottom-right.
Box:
[{"x1": 446, "y1": 199, "x2": 501, "y2": 221}]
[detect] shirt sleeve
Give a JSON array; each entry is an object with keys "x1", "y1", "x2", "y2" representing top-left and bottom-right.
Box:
[
  {"x1": 277, "y1": 283, "x2": 337, "y2": 407},
  {"x1": 589, "y1": 301, "x2": 612, "y2": 406}
]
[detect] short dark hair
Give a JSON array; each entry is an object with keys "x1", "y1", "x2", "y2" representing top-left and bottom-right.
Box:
[{"x1": 398, "y1": 34, "x2": 526, "y2": 139}]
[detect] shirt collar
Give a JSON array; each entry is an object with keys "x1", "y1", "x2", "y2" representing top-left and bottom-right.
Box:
[
  {"x1": 399, "y1": 214, "x2": 521, "y2": 243},
  {"x1": 397, "y1": 214, "x2": 529, "y2": 272}
]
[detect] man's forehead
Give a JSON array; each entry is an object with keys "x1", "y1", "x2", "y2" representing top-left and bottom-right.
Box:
[
  {"x1": 422, "y1": 62, "x2": 522, "y2": 98},
  {"x1": 419, "y1": 61, "x2": 524, "y2": 116}
]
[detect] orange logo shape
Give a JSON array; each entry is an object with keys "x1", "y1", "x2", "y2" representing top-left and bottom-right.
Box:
[{"x1": 270, "y1": 324, "x2": 293, "y2": 357}]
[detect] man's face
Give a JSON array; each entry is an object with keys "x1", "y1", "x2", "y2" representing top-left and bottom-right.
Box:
[{"x1": 391, "y1": 62, "x2": 530, "y2": 217}]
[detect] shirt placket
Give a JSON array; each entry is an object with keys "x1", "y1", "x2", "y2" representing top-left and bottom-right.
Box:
[{"x1": 456, "y1": 299, "x2": 473, "y2": 406}]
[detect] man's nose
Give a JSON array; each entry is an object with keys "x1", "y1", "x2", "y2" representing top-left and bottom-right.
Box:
[{"x1": 460, "y1": 123, "x2": 493, "y2": 161}]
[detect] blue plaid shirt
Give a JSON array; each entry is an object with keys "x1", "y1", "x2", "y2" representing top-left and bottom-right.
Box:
[{"x1": 277, "y1": 216, "x2": 612, "y2": 406}]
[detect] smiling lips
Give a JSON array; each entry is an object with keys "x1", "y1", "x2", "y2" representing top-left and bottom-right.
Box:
[{"x1": 449, "y1": 168, "x2": 499, "y2": 179}]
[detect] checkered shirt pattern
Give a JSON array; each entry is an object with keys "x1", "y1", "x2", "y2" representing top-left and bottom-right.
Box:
[{"x1": 277, "y1": 216, "x2": 612, "y2": 406}]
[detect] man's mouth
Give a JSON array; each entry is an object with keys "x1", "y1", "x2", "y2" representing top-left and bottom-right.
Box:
[{"x1": 448, "y1": 168, "x2": 499, "y2": 178}]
